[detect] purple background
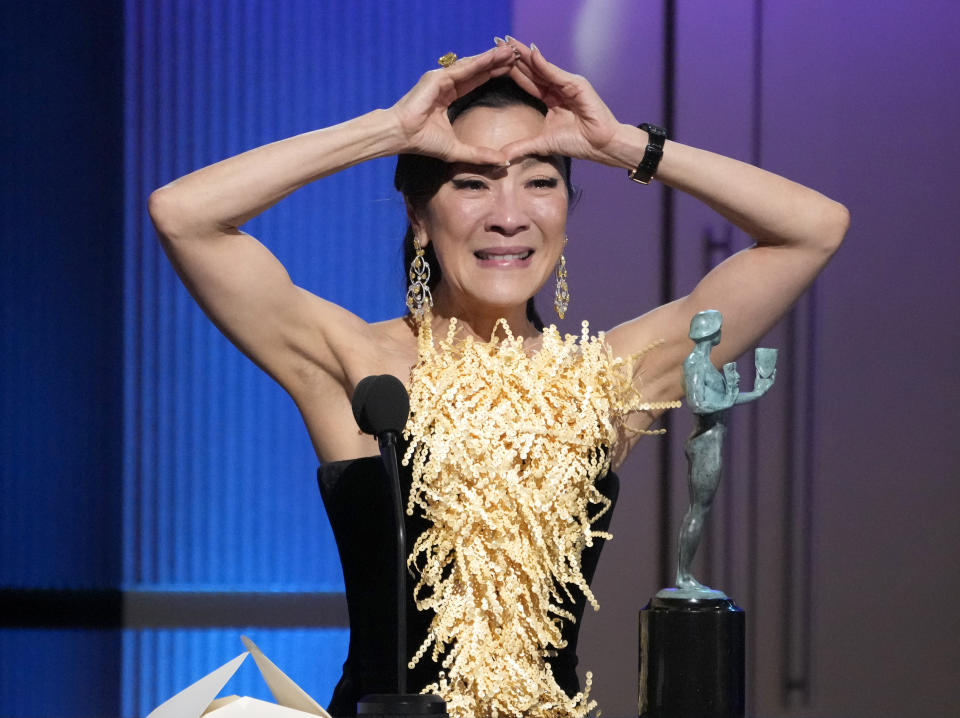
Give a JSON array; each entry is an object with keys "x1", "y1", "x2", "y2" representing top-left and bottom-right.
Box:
[{"x1": 517, "y1": 2, "x2": 960, "y2": 716}]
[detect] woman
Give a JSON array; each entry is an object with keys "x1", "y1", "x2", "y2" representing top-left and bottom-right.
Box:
[{"x1": 149, "y1": 39, "x2": 848, "y2": 718}]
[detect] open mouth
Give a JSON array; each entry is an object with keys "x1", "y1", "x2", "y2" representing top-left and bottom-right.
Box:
[{"x1": 474, "y1": 249, "x2": 534, "y2": 261}]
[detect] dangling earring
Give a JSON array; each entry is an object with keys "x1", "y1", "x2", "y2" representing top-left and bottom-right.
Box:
[
  {"x1": 406, "y1": 234, "x2": 433, "y2": 321},
  {"x1": 554, "y1": 236, "x2": 570, "y2": 319}
]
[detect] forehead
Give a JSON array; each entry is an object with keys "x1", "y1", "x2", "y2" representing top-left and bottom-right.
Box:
[{"x1": 451, "y1": 104, "x2": 546, "y2": 149}]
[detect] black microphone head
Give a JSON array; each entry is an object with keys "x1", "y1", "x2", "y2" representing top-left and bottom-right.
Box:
[
  {"x1": 351, "y1": 374, "x2": 410, "y2": 437},
  {"x1": 352, "y1": 376, "x2": 377, "y2": 433}
]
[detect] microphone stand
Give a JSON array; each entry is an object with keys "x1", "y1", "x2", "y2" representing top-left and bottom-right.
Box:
[
  {"x1": 352, "y1": 375, "x2": 447, "y2": 718},
  {"x1": 378, "y1": 429, "x2": 407, "y2": 696}
]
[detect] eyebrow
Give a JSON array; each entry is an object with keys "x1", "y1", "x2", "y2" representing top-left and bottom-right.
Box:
[
  {"x1": 520, "y1": 155, "x2": 561, "y2": 169},
  {"x1": 520, "y1": 156, "x2": 547, "y2": 168},
  {"x1": 450, "y1": 155, "x2": 561, "y2": 176}
]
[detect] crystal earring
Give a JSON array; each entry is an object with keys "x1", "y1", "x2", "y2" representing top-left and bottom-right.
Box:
[
  {"x1": 406, "y1": 234, "x2": 433, "y2": 320},
  {"x1": 554, "y1": 237, "x2": 570, "y2": 319}
]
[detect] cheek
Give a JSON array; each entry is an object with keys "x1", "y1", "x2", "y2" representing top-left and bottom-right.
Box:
[
  {"x1": 423, "y1": 199, "x2": 485, "y2": 238},
  {"x1": 533, "y1": 199, "x2": 569, "y2": 232}
]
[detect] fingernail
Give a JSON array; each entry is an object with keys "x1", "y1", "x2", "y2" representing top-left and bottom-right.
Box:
[
  {"x1": 494, "y1": 36, "x2": 505, "y2": 45},
  {"x1": 530, "y1": 42, "x2": 540, "y2": 53},
  {"x1": 505, "y1": 35, "x2": 517, "y2": 43}
]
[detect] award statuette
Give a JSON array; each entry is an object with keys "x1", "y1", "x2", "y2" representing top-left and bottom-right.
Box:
[{"x1": 639, "y1": 310, "x2": 777, "y2": 718}]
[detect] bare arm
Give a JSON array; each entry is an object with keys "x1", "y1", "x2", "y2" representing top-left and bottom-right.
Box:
[
  {"x1": 606, "y1": 132, "x2": 848, "y2": 405},
  {"x1": 148, "y1": 46, "x2": 519, "y2": 395},
  {"x1": 500, "y1": 39, "x2": 849, "y2": 406},
  {"x1": 149, "y1": 111, "x2": 405, "y2": 389},
  {"x1": 148, "y1": 110, "x2": 407, "y2": 390}
]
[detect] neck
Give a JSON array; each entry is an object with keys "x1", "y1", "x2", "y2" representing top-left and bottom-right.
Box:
[{"x1": 431, "y1": 287, "x2": 539, "y2": 341}]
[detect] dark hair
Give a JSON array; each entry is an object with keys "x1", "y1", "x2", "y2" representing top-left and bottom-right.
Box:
[{"x1": 394, "y1": 77, "x2": 575, "y2": 331}]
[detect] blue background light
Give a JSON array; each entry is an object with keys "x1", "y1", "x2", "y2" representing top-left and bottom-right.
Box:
[{"x1": 1, "y1": 2, "x2": 509, "y2": 715}]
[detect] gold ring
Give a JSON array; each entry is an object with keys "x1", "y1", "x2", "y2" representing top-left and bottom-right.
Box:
[{"x1": 438, "y1": 52, "x2": 458, "y2": 68}]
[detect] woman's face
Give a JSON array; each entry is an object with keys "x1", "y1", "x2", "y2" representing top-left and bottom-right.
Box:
[{"x1": 413, "y1": 104, "x2": 568, "y2": 317}]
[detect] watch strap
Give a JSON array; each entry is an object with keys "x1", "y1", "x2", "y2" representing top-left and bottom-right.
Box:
[{"x1": 628, "y1": 123, "x2": 667, "y2": 185}]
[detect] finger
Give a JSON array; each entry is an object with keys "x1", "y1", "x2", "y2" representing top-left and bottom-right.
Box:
[
  {"x1": 527, "y1": 44, "x2": 582, "y2": 91},
  {"x1": 504, "y1": 35, "x2": 532, "y2": 58},
  {"x1": 503, "y1": 36, "x2": 539, "y2": 80},
  {"x1": 505, "y1": 40, "x2": 578, "y2": 95},
  {"x1": 509, "y1": 36, "x2": 568, "y2": 87},
  {"x1": 506, "y1": 64, "x2": 545, "y2": 98},
  {"x1": 458, "y1": 43, "x2": 516, "y2": 70},
  {"x1": 410, "y1": 47, "x2": 513, "y2": 109},
  {"x1": 497, "y1": 136, "x2": 556, "y2": 164},
  {"x1": 502, "y1": 49, "x2": 555, "y2": 102},
  {"x1": 506, "y1": 39, "x2": 585, "y2": 107},
  {"x1": 508, "y1": 55, "x2": 542, "y2": 89},
  {"x1": 442, "y1": 44, "x2": 516, "y2": 92},
  {"x1": 430, "y1": 45, "x2": 512, "y2": 83},
  {"x1": 448, "y1": 141, "x2": 509, "y2": 167}
]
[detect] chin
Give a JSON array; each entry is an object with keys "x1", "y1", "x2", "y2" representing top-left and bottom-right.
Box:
[
  {"x1": 473, "y1": 275, "x2": 549, "y2": 309},
  {"x1": 472, "y1": 286, "x2": 540, "y2": 313}
]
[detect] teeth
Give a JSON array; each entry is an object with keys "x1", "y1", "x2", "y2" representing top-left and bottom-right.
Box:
[{"x1": 476, "y1": 250, "x2": 532, "y2": 260}]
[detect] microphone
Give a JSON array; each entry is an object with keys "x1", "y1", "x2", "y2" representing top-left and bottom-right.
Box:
[
  {"x1": 351, "y1": 375, "x2": 416, "y2": 700},
  {"x1": 351, "y1": 376, "x2": 445, "y2": 717},
  {"x1": 352, "y1": 374, "x2": 410, "y2": 440}
]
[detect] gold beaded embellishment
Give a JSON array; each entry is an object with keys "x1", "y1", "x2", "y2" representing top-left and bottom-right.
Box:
[{"x1": 402, "y1": 318, "x2": 679, "y2": 718}]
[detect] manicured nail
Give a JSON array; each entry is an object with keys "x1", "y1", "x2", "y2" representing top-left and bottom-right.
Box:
[
  {"x1": 494, "y1": 36, "x2": 505, "y2": 45},
  {"x1": 530, "y1": 42, "x2": 540, "y2": 54},
  {"x1": 505, "y1": 35, "x2": 517, "y2": 43}
]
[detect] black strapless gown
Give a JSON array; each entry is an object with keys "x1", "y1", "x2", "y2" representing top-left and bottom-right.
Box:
[{"x1": 318, "y1": 455, "x2": 619, "y2": 717}]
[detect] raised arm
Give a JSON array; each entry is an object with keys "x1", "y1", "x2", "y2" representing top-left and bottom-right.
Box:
[
  {"x1": 498, "y1": 39, "x2": 849, "y2": 406},
  {"x1": 148, "y1": 46, "x2": 519, "y2": 393},
  {"x1": 148, "y1": 110, "x2": 401, "y2": 391},
  {"x1": 607, "y1": 135, "x2": 847, "y2": 404}
]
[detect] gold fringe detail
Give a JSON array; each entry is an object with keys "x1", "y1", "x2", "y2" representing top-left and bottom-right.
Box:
[{"x1": 401, "y1": 318, "x2": 676, "y2": 718}]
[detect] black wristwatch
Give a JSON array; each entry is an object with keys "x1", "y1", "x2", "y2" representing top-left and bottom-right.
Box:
[{"x1": 627, "y1": 123, "x2": 667, "y2": 185}]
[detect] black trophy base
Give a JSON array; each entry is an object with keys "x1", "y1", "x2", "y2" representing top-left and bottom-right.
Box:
[
  {"x1": 639, "y1": 595, "x2": 745, "y2": 718},
  {"x1": 357, "y1": 693, "x2": 448, "y2": 718}
]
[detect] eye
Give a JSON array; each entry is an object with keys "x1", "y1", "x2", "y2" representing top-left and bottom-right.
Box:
[
  {"x1": 528, "y1": 177, "x2": 560, "y2": 190},
  {"x1": 451, "y1": 178, "x2": 488, "y2": 191}
]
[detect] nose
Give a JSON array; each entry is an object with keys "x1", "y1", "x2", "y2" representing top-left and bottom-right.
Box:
[{"x1": 484, "y1": 186, "x2": 529, "y2": 237}]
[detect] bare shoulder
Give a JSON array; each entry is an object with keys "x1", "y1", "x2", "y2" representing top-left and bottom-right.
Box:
[
  {"x1": 604, "y1": 299, "x2": 693, "y2": 407},
  {"x1": 366, "y1": 315, "x2": 422, "y2": 382},
  {"x1": 289, "y1": 312, "x2": 420, "y2": 462}
]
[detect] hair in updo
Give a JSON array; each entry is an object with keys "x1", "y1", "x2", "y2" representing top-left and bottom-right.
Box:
[{"x1": 394, "y1": 76, "x2": 575, "y2": 331}]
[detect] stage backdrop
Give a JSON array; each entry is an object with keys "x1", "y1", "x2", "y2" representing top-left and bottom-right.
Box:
[
  {"x1": 3, "y1": 2, "x2": 958, "y2": 718},
  {"x1": 1, "y1": 2, "x2": 509, "y2": 717},
  {"x1": 121, "y1": 2, "x2": 511, "y2": 716}
]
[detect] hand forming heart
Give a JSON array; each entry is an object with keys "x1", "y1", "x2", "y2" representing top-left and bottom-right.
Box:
[
  {"x1": 389, "y1": 38, "x2": 627, "y2": 168},
  {"x1": 498, "y1": 37, "x2": 624, "y2": 166}
]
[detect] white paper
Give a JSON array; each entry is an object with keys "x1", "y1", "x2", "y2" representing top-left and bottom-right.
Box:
[
  {"x1": 144, "y1": 637, "x2": 333, "y2": 718},
  {"x1": 204, "y1": 696, "x2": 319, "y2": 716},
  {"x1": 146, "y1": 651, "x2": 249, "y2": 718},
  {"x1": 241, "y1": 636, "x2": 328, "y2": 716}
]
